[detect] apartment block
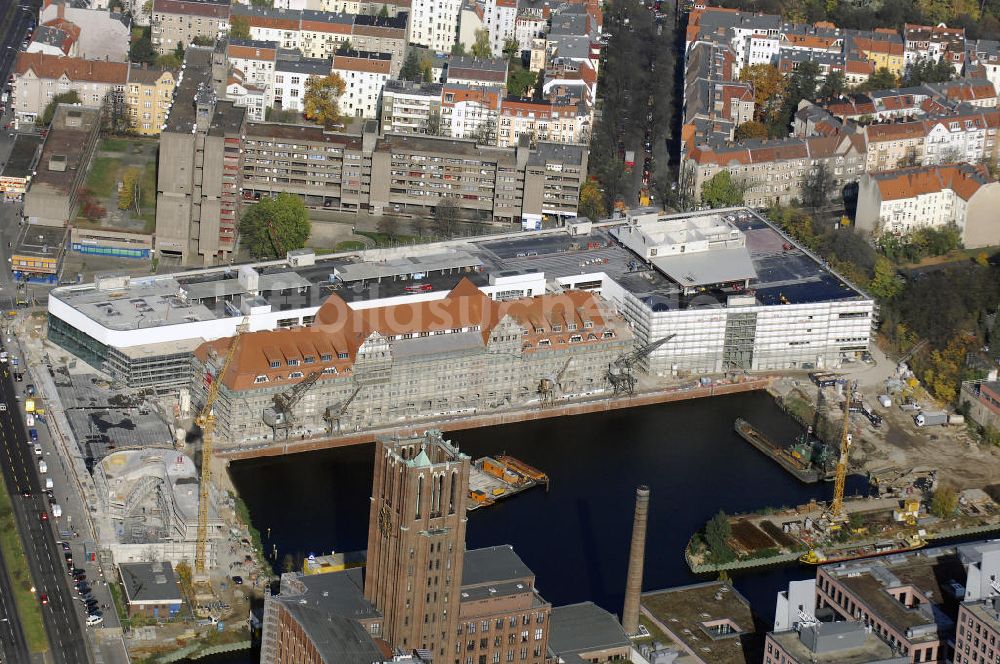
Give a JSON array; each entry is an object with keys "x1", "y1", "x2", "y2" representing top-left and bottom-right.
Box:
[
  {"x1": 155, "y1": 48, "x2": 244, "y2": 265},
  {"x1": 856, "y1": 163, "x2": 1000, "y2": 247},
  {"x1": 40, "y1": 0, "x2": 130, "y2": 62},
  {"x1": 954, "y1": 541, "x2": 1000, "y2": 664},
  {"x1": 379, "y1": 79, "x2": 443, "y2": 135},
  {"x1": 446, "y1": 56, "x2": 509, "y2": 87},
  {"x1": 23, "y1": 105, "x2": 101, "y2": 227},
  {"x1": 410, "y1": 0, "x2": 462, "y2": 52},
  {"x1": 125, "y1": 67, "x2": 176, "y2": 135},
  {"x1": 273, "y1": 52, "x2": 330, "y2": 113},
  {"x1": 904, "y1": 23, "x2": 966, "y2": 72},
  {"x1": 497, "y1": 97, "x2": 589, "y2": 147},
  {"x1": 483, "y1": 0, "x2": 516, "y2": 56},
  {"x1": 151, "y1": 0, "x2": 229, "y2": 55},
  {"x1": 683, "y1": 134, "x2": 866, "y2": 209},
  {"x1": 11, "y1": 52, "x2": 128, "y2": 128},
  {"x1": 439, "y1": 83, "x2": 503, "y2": 140},
  {"x1": 332, "y1": 50, "x2": 392, "y2": 119}
]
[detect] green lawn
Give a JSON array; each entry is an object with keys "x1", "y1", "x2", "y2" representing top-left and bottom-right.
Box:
[
  {"x1": 357, "y1": 231, "x2": 419, "y2": 246},
  {"x1": 99, "y1": 138, "x2": 130, "y2": 153},
  {"x1": 0, "y1": 473, "x2": 49, "y2": 653},
  {"x1": 85, "y1": 157, "x2": 118, "y2": 199},
  {"x1": 140, "y1": 161, "x2": 156, "y2": 209},
  {"x1": 332, "y1": 241, "x2": 366, "y2": 252}
]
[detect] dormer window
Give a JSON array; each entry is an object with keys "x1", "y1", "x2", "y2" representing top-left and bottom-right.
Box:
[
  {"x1": 584, "y1": 320, "x2": 594, "y2": 329},
  {"x1": 320, "y1": 354, "x2": 332, "y2": 362},
  {"x1": 567, "y1": 322, "x2": 577, "y2": 331},
  {"x1": 288, "y1": 358, "x2": 299, "y2": 366},
  {"x1": 338, "y1": 352, "x2": 349, "y2": 359},
  {"x1": 538, "y1": 339, "x2": 551, "y2": 347},
  {"x1": 254, "y1": 375, "x2": 269, "y2": 384},
  {"x1": 304, "y1": 355, "x2": 315, "y2": 364},
  {"x1": 269, "y1": 360, "x2": 280, "y2": 369},
  {"x1": 289, "y1": 371, "x2": 304, "y2": 379},
  {"x1": 552, "y1": 324, "x2": 562, "y2": 332}
]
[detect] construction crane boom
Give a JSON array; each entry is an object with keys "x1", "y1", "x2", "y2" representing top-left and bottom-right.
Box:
[
  {"x1": 538, "y1": 357, "x2": 574, "y2": 406},
  {"x1": 606, "y1": 334, "x2": 676, "y2": 395},
  {"x1": 194, "y1": 315, "x2": 249, "y2": 575},
  {"x1": 829, "y1": 380, "x2": 856, "y2": 521},
  {"x1": 326, "y1": 384, "x2": 364, "y2": 433}
]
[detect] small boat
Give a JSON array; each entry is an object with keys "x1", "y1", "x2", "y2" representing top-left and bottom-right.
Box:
[{"x1": 799, "y1": 535, "x2": 926, "y2": 565}]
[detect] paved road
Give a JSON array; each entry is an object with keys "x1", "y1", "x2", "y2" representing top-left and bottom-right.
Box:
[{"x1": 0, "y1": 360, "x2": 90, "y2": 663}]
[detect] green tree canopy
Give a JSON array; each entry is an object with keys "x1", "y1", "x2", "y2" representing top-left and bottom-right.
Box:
[
  {"x1": 819, "y1": 71, "x2": 846, "y2": 99},
  {"x1": 701, "y1": 170, "x2": 745, "y2": 208},
  {"x1": 578, "y1": 180, "x2": 606, "y2": 221},
  {"x1": 378, "y1": 4, "x2": 389, "y2": 17},
  {"x1": 399, "y1": 50, "x2": 422, "y2": 81},
  {"x1": 734, "y1": 120, "x2": 768, "y2": 142},
  {"x1": 930, "y1": 485, "x2": 958, "y2": 518},
  {"x1": 471, "y1": 29, "x2": 491, "y2": 58},
  {"x1": 862, "y1": 67, "x2": 898, "y2": 91},
  {"x1": 507, "y1": 68, "x2": 537, "y2": 97},
  {"x1": 868, "y1": 256, "x2": 902, "y2": 299},
  {"x1": 129, "y1": 36, "x2": 157, "y2": 65},
  {"x1": 192, "y1": 35, "x2": 215, "y2": 46},
  {"x1": 229, "y1": 15, "x2": 251, "y2": 40},
  {"x1": 451, "y1": 43, "x2": 467, "y2": 56},
  {"x1": 303, "y1": 74, "x2": 347, "y2": 129},
  {"x1": 37, "y1": 90, "x2": 81, "y2": 127},
  {"x1": 240, "y1": 193, "x2": 311, "y2": 258},
  {"x1": 704, "y1": 511, "x2": 735, "y2": 563}
]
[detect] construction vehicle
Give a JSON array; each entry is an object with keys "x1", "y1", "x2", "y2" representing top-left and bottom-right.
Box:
[
  {"x1": 828, "y1": 380, "x2": 857, "y2": 523},
  {"x1": 263, "y1": 369, "x2": 323, "y2": 438},
  {"x1": 324, "y1": 384, "x2": 363, "y2": 433},
  {"x1": 606, "y1": 334, "x2": 676, "y2": 395},
  {"x1": 538, "y1": 357, "x2": 573, "y2": 406},
  {"x1": 194, "y1": 315, "x2": 250, "y2": 577}
]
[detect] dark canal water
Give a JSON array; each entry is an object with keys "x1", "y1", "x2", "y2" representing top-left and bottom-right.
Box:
[{"x1": 228, "y1": 391, "x2": 871, "y2": 626}]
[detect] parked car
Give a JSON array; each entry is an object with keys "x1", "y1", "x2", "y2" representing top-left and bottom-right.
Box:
[
  {"x1": 29, "y1": 429, "x2": 37, "y2": 441},
  {"x1": 232, "y1": 575, "x2": 243, "y2": 585},
  {"x1": 85, "y1": 615, "x2": 103, "y2": 626},
  {"x1": 39, "y1": 593, "x2": 47, "y2": 605},
  {"x1": 39, "y1": 511, "x2": 48, "y2": 521}
]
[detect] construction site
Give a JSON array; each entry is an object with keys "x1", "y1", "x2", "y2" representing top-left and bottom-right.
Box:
[{"x1": 687, "y1": 340, "x2": 1000, "y2": 573}]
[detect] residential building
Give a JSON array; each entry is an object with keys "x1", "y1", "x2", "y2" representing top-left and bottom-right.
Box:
[
  {"x1": 953, "y1": 540, "x2": 1000, "y2": 664},
  {"x1": 125, "y1": 67, "x2": 176, "y2": 135},
  {"x1": 10, "y1": 224, "x2": 68, "y2": 284},
  {"x1": 26, "y1": 23, "x2": 79, "y2": 57},
  {"x1": 23, "y1": 104, "x2": 101, "y2": 227},
  {"x1": 515, "y1": 10, "x2": 547, "y2": 55},
  {"x1": 118, "y1": 562, "x2": 184, "y2": 619},
  {"x1": 225, "y1": 70, "x2": 268, "y2": 122},
  {"x1": 765, "y1": 622, "x2": 909, "y2": 664},
  {"x1": 40, "y1": 0, "x2": 130, "y2": 62},
  {"x1": 439, "y1": 83, "x2": 503, "y2": 140},
  {"x1": 967, "y1": 39, "x2": 1000, "y2": 93},
  {"x1": 458, "y1": 1, "x2": 487, "y2": 54},
  {"x1": 155, "y1": 48, "x2": 244, "y2": 266},
  {"x1": 273, "y1": 51, "x2": 331, "y2": 113},
  {"x1": 0, "y1": 134, "x2": 43, "y2": 203},
  {"x1": 10, "y1": 52, "x2": 128, "y2": 127},
  {"x1": 379, "y1": 79, "x2": 443, "y2": 135},
  {"x1": 904, "y1": 23, "x2": 966, "y2": 73},
  {"x1": 856, "y1": 164, "x2": 1000, "y2": 248},
  {"x1": 497, "y1": 97, "x2": 589, "y2": 147},
  {"x1": 151, "y1": 0, "x2": 230, "y2": 55},
  {"x1": 816, "y1": 545, "x2": 964, "y2": 662},
  {"x1": 226, "y1": 39, "x2": 278, "y2": 93},
  {"x1": 410, "y1": 0, "x2": 462, "y2": 53},
  {"x1": 683, "y1": 134, "x2": 866, "y2": 209},
  {"x1": 446, "y1": 56, "x2": 509, "y2": 87},
  {"x1": 847, "y1": 29, "x2": 906, "y2": 76},
  {"x1": 331, "y1": 50, "x2": 392, "y2": 118},
  {"x1": 922, "y1": 108, "x2": 1000, "y2": 165},
  {"x1": 483, "y1": 0, "x2": 517, "y2": 56},
  {"x1": 864, "y1": 121, "x2": 927, "y2": 171}
]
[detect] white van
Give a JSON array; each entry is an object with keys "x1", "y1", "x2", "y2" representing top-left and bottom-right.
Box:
[
  {"x1": 51, "y1": 505, "x2": 61, "y2": 518},
  {"x1": 38, "y1": 461, "x2": 47, "y2": 474},
  {"x1": 45, "y1": 478, "x2": 53, "y2": 490},
  {"x1": 86, "y1": 615, "x2": 103, "y2": 626},
  {"x1": 33, "y1": 444, "x2": 42, "y2": 457},
  {"x1": 25, "y1": 414, "x2": 33, "y2": 427}
]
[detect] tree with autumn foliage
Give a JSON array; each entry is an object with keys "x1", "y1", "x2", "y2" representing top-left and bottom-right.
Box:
[
  {"x1": 303, "y1": 74, "x2": 347, "y2": 129},
  {"x1": 578, "y1": 180, "x2": 607, "y2": 221},
  {"x1": 734, "y1": 120, "x2": 769, "y2": 142},
  {"x1": 739, "y1": 64, "x2": 785, "y2": 125}
]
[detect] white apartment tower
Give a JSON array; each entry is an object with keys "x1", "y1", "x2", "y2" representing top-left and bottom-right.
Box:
[{"x1": 410, "y1": 0, "x2": 462, "y2": 53}]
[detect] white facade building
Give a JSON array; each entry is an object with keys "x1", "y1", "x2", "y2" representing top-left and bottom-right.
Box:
[
  {"x1": 331, "y1": 51, "x2": 392, "y2": 118},
  {"x1": 483, "y1": 0, "x2": 517, "y2": 56},
  {"x1": 410, "y1": 0, "x2": 462, "y2": 53}
]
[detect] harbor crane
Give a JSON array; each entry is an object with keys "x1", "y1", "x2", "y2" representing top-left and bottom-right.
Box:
[
  {"x1": 538, "y1": 357, "x2": 574, "y2": 406},
  {"x1": 194, "y1": 315, "x2": 250, "y2": 576},
  {"x1": 829, "y1": 380, "x2": 857, "y2": 523},
  {"x1": 263, "y1": 369, "x2": 323, "y2": 438},
  {"x1": 324, "y1": 384, "x2": 364, "y2": 433},
  {"x1": 606, "y1": 334, "x2": 676, "y2": 395}
]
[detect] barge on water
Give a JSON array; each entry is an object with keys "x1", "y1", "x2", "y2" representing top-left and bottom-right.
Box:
[
  {"x1": 733, "y1": 418, "x2": 832, "y2": 484},
  {"x1": 468, "y1": 455, "x2": 549, "y2": 511},
  {"x1": 799, "y1": 535, "x2": 926, "y2": 564}
]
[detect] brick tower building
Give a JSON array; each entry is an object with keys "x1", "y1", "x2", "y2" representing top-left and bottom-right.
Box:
[{"x1": 364, "y1": 431, "x2": 472, "y2": 659}]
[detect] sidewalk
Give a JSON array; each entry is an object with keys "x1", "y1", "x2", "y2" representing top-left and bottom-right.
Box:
[{"x1": 12, "y1": 317, "x2": 130, "y2": 664}]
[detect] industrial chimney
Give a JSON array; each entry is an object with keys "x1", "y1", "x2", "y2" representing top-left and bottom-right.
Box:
[{"x1": 622, "y1": 485, "x2": 650, "y2": 635}]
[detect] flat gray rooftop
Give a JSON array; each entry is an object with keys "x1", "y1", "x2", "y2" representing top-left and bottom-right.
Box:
[
  {"x1": 549, "y1": 602, "x2": 630, "y2": 656},
  {"x1": 768, "y1": 627, "x2": 907, "y2": 664},
  {"x1": 651, "y1": 246, "x2": 757, "y2": 288},
  {"x1": 333, "y1": 250, "x2": 482, "y2": 282},
  {"x1": 462, "y1": 545, "x2": 534, "y2": 587}
]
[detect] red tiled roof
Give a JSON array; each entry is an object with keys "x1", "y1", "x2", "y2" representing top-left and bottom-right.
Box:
[
  {"x1": 152, "y1": 0, "x2": 229, "y2": 19},
  {"x1": 14, "y1": 52, "x2": 127, "y2": 83},
  {"x1": 873, "y1": 164, "x2": 987, "y2": 201}
]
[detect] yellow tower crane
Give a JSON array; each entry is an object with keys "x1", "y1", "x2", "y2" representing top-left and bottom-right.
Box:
[
  {"x1": 829, "y1": 380, "x2": 857, "y2": 522},
  {"x1": 194, "y1": 315, "x2": 250, "y2": 576}
]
